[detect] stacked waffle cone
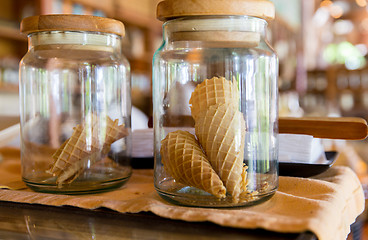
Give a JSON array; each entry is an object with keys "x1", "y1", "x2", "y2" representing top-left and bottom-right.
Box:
[
  {"x1": 160, "y1": 130, "x2": 226, "y2": 198},
  {"x1": 160, "y1": 76, "x2": 248, "y2": 202},
  {"x1": 48, "y1": 115, "x2": 128, "y2": 187},
  {"x1": 195, "y1": 104, "x2": 246, "y2": 200},
  {"x1": 189, "y1": 76, "x2": 240, "y2": 121}
]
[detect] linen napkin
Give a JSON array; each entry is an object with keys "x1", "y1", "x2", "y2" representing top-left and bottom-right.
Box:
[{"x1": 0, "y1": 147, "x2": 364, "y2": 240}]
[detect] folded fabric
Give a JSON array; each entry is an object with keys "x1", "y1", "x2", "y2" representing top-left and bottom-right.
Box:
[{"x1": 0, "y1": 147, "x2": 364, "y2": 240}]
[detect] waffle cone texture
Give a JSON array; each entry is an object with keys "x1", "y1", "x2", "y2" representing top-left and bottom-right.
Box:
[
  {"x1": 48, "y1": 115, "x2": 128, "y2": 187},
  {"x1": 160, "y1": 130, "x2": 226, "y2": 198},
  {"x1": 195, "y1": 104, "x2": 246, "y2": 200},
  {"x1": 160, "y1": 76, "x2": 247, "y2": 201},
  {"x1": 189, "y1": 76, "x2": 239, "y2": 121}
]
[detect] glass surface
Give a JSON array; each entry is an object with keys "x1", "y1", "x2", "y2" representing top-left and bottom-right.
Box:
[
  {"x1": 19, "y1": 31, "x2": 132, "y2": 194},
  {"x1": 153, "y1": 16, "x2": 279, "y2": 207}
]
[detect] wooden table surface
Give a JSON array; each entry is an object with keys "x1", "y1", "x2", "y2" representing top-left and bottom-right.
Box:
[
  {"x1": 0, "y1": 116, "x2": 19, "y2": 131},
  {"x1": 0, "y1": 201, "x2": 318, "y2": 240}
]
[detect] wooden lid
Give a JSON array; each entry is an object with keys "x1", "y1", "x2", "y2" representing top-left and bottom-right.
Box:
[
  {"x1": 21, "y1": 14, "x2": 125, "y2": 37},
  {"x1": 157, "y1": 0, "x2": 275, "y2": 21}
]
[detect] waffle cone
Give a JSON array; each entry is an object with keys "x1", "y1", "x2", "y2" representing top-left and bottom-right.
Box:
[
  {"x1": 48, "y1": 116, "x2": 128, "y2": 187},
  {"x1": 189, "y1": 76, "x2": 239, "y2": 121},
  {"x1": 195, "y1": 104, "x2": 246, "y2": 200},
  {"x1": 102, "y1": 117, "x2": 129, "y2": 155},
  {"x1": 160, "y1": 130, "x2": 226, "y2": 198}
]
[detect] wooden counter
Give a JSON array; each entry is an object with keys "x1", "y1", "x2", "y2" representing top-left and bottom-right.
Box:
[{"x1": 0, "y1": 201, "x2": 316, "y2": 240}]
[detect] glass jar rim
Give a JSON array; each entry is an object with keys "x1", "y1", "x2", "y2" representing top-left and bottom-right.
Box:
[
  {"x1": 162, "y1": 16, "x2": 267, "y2": 47},
  {"x1": 28, "y1": 31, "x2": 121, "y2": 52},
  {"x1": 164, "y1": 15, "x2": 267, "y2": 31}
]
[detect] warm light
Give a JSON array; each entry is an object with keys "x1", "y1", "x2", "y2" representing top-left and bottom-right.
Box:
[
  {"x1": 361, "y1": 18, "x2": 368, "y2": 32},
  {"x1": 356, "y1": 0, "x2": 367, "y2": 7},
  {"x1": 330, "y1": 5, "x2": 343, "y2": 18},
  {"x1": 320, "y1": 0, "x2": 333, "y2": 8},
  {"x1": 333, "y1": 20, "x2": 354, "y2": 35}
]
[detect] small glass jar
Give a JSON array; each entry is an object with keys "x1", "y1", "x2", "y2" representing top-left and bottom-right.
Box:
[
  {"x1": 19, "y1": 15, "x2": 131, "y2": 194},
  {"x1": 153, "y1": 0, "x2": 278, "y2": 207}
]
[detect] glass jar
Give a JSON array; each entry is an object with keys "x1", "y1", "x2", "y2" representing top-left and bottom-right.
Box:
[
  {"x1": 19, "y1": 15, "x2": 131, "y2": 194},
  {"x1": 153, "y1": 0, "x2": 278, "y2": 207}
]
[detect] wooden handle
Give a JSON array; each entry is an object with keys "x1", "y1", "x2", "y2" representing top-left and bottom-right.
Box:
[{"x1": 279, "y1": 117, "x2": 368, "y2": 140}]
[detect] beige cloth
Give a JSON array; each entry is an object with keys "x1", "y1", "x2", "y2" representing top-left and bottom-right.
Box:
[{"x1": 0, "y1": 147, "x2": 364, "y2": 240}]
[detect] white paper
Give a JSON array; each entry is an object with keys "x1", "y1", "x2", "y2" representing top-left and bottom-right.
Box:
[
  {"x1": 279, "y1": 134, "x2": 326, "y2": 164},
  {"x1": 132, "y1": 130, "x2": 327, "y2": 164}
]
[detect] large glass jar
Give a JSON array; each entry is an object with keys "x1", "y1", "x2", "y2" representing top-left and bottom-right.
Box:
[
  {"x1": 153, "y1": 0, "x2": 278, "y2": 207},
  {"x1": 19, "y1": 15, "x2": 131, "y2": 194}
]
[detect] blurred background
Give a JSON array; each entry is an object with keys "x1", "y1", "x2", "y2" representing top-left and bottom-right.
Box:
[{"x1": 0, "y1": 1, "x2": 368, "y2": 172}]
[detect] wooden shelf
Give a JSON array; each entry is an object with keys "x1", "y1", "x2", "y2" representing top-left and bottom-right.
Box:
[
  {"x1": 114, "y1": 6, "x2": 161, "y2": 33},
  {"x1": 0, "y1": 24, "x2": 26, "y2": 42},
  {"x1": 0, "y1": 83, "x2": 19, "y2": 93},
  {"x1": 129, "y1": 58, "x2": 152, "y2": 73}
]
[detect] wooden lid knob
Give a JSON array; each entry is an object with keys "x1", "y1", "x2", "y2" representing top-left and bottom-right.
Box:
[
  {"x1": 157, "y1": 0, "x2": 275, "y2": 21},
  {"x1": 21, "y1": 14, "x2": 125, "y2": 37}
]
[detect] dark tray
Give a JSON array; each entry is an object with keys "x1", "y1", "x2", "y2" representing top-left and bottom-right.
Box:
[
  {"x1": 132, "y1": 152, "x2": 339, "y2": 178},
  {"x1": 132, "y1": 157, "x2": 154, "y2": 169},
  {"x1": 279, "y1": 151, "x2": 338, "y2": 178}
]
